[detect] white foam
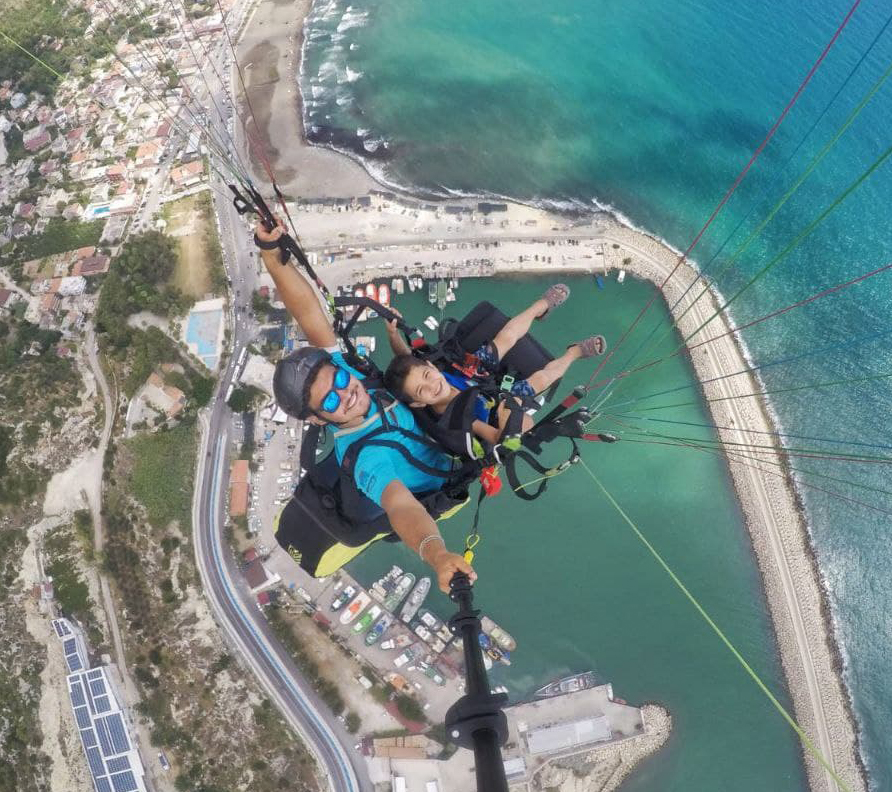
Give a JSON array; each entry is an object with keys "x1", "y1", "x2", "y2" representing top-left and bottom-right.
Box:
[
  {"x1": 337, "y1": 66, "x2": 362, "y2": 83},
  {"x1": 363, "y1": 137, "x2": 386, "y2": 153},
  {"x1": 356, "y1": 127, "x2": 370, "y2": 136}
]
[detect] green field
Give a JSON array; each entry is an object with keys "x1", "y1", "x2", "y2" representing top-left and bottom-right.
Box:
[{"x1": 124, "y1": 422, "x2": 197, "y2": 531}]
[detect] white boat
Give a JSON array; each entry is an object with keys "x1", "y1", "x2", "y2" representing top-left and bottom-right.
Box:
[
  {"x1": 423, "y1": 316, "x2": 439, "y2": 331},
  {"x1": 392, "y1": 277, "x2": 404, "y2": 294},
  {"x1": 408, "y1": 278, "x2": 416, "y2": 292},
  {"x1": 446, "y1": 288, "x2": 456, "y2": 303},
  {"x1": 618, "y1": 269, "x2": 626, "y2": 284},
  {"x1": 339, "y1": 591, "x2": 371, "y2": 625},
  {"x1": 400, "y1": 577, "x2": 431, "y2": 623}
]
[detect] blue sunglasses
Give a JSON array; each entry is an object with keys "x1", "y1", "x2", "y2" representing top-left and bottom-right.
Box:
[{"x1": 320, "y1": 366, "x2": 351, "y2": 413}]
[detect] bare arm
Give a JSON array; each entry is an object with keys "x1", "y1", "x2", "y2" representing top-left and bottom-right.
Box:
[
  {"x1": 256, "y1": 220, "x2": 337, "y2": 349},
  {"x1": 385, "y1": 312, "x2": 412, "y2": 356},
  {"x1": 381, "y1": 479, "x2": 476, "y2": 593},
  {"x1": 471, "y1": 419, "x2": 501, "y2": 447}
]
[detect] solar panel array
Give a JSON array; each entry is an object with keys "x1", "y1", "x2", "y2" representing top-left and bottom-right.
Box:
[
  {"x1": 52, "y1": 619, "x2": 72, "y2": 638},
  {"x1": 63, "y1": 636, "x2": 85, "y2": 672},
  {"x1": 67, "y1": 669, "x2": 144, "y2": 792}
]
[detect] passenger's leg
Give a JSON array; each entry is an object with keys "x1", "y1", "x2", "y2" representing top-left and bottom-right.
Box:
[
  {"x1": 490, "y1": 283, "x2": 569, "y2": 360},
  {"x1": 524, "y1": 335, "x2": 606, "y2": 395}
]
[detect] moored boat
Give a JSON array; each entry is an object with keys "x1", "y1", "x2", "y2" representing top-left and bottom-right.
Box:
[
  {"x1": 339, "y1": 591, "x2": 371, "y2": 625},
  {"x1": 383, "y1": 572, "x2": 415, "y2": 611},
  {"x1": 365, "y1": 613, "x2": 394, "y2": 645},
  {"x1": 377, "y1": 282, "x2": 390, "y2": 306},
  {"x1": 481, "y1": 616, "x2": 516, "y2": 652},
  {"x1": 535, "y1": 671, "x2": 598, "y2": 698},
  {"x1": 400, "y1": 576, "x2": 431, "y2": 623},
  {"x1": 330, "y1": 585, "x2": 356, "y2": 612},
  {"x1": 353, "y1": 604, "x2": 382, "y2": 633}
]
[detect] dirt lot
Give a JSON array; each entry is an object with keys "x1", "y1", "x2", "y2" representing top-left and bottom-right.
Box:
[{"x1": 163, "y1": 195, "x2": 213, "y2": 299}]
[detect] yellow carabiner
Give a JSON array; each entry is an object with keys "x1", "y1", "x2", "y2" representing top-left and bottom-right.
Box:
[{"x1": 463, "y1": 533, "x2": 481, "y2": 564}]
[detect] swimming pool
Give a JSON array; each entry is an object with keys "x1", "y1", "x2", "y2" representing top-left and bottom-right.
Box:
[{"x1": 185, "y1": 308, "x2": 222, "y2": 369}]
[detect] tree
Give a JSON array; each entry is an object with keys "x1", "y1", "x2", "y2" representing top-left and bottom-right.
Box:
[{"x1": 227, "y1": 386, "x2": 262, "y2": 413}]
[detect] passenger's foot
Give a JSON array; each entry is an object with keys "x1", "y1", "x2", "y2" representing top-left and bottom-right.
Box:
[
  {"x1": 569, "y1": 335, "x2": 607, "y2": 358},
  {"x1": 535, "y1": 283, "x2": 570, "y2": 320}
]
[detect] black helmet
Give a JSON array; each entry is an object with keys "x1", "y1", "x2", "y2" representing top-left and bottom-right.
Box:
[{"x1": 273, "y1": 347, "x2": 332, "y2": 418}]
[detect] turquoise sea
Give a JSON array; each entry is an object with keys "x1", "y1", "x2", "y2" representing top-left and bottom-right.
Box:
[{"x1": 301, "y1": 1, "x2": 892, "y2": 789}]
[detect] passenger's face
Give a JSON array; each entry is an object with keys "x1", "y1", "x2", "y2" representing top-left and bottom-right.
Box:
[
  {"x1": 307, "y1": 364, "x2": 370, "y2": 425},
  {"x1": 403, "y1": 362, "x2": 449, "y2": 407}
]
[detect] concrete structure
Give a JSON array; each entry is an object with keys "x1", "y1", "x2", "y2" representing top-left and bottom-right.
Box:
[
  {"x1": 525, "y1": 715, "x2": 612, "y2": 755},
  {"x1": 229, "y1": 459, "x2": 249, "y2": 517},
  {"x1": 142, "y1": 372, "x2": 186, "y2": 419}
]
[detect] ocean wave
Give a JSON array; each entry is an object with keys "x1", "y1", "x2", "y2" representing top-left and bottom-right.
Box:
[
  {"x1": 356, "y1": 127, "x2": 370, "y2": 136},
  {"x1": 336, "y1": 93, "x2": 352, "y2": 107},
  {"x1": 310, "y1": 84, "x2": 325, "y2": 99},
  {"x1": 317, "y1": 59, "x2": 338, "y2": 81},
  {"x1": 337, "y1": 9, "x2": 369, "y2": 32},
  {"x1": 337, "y1": 66, "x2": 363, "y2": 84}
]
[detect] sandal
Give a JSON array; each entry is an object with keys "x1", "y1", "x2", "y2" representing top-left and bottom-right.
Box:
[
  {"x1": 570, "y1": 335, "x2": 607, "y2": 358},
  {"x1": 536, "y1": 283, "x2": 570, "y2": 320}
]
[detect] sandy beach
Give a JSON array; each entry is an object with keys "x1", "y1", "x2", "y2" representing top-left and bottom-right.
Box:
[{"x1": 234, "y1": 1, "x2": 867, "y2": 790}]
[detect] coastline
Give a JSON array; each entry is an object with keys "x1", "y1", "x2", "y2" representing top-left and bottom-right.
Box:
[{"x1": 235, "y1": 1, "x2": 867, "y2": 790}]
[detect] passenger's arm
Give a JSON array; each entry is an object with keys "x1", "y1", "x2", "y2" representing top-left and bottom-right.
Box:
[
  {"x1": 471, "y1": 419, "x2": 501, "y2": 447},
  {"x1": 255, "y1": 220, "x2": 337, "y2": 349},
  {"x1": 381, "y1": 479, "x2": 476, "y2": 593},
  {"x1": 385, "y1": 311, "x2": 412, "y2": 356}
]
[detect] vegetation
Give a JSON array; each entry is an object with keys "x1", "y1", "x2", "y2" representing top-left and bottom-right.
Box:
[
  {"x1": 0, "y1": 2, "x2": 92, "y2": 96},
  {"x1": 227, "y1": 385, "x2": 263, "y2": 413},
  {"x1": 0, "y1": 218, "x2": 104, "y2": 280},
  {"x1": 44, "y1": 520, "x2": 104, "y2": 647},
  {"x1": 197, "y1": 191, "x2": 227, "y2": 294},
  {"x1": 123, "y1": 422, "x2": 197, "y2": 531},
  {"x1": 0, "y1": 527, "x2": 51, "y2": 792},
  {"x1": 96, "y1": 231, "x2": 188, "y2": 347},
  {"x1": 267, "y1": 606, "x2": 346, "y2": 715},
  {"x1": 0, "y1": 318, "x2": 80, "y2": 508},
  {"x1": 345, "y1": 711, "x2": 361, "y2": 734},
  {"x1": 394, "y1": 692, "x2": 426, "y2": 723}
]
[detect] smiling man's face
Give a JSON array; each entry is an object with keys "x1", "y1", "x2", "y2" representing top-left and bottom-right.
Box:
[{"x1": 307, "y1": 364, "x2": 371, "y2": 426}]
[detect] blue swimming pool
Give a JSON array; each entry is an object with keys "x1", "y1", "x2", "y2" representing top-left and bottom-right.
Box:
[{"x1": 185, "y1": 309, "x2": 222, "y2": 369}]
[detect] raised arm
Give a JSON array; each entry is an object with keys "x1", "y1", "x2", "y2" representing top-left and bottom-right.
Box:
[
  {"x1": 381, "y1": 479, "x2": 476, "y2": 593},
  {"x1": 255, "y1": 220, "x2": 337, "y2": 349},
  {"x1": 384, "y1": 309, "x2": 412, "y2": 356}
]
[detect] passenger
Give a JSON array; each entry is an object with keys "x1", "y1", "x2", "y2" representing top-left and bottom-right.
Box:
[
  {"x1": 383, "y1": 287, "x2": 606, "y2": 446},
  {"x1": 256, "y1": 219, "x2": 475, "y2": 593}
]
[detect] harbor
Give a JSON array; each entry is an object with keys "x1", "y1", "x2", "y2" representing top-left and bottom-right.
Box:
[{"x1": 259, "y1": 546, "x2": 666, "y2": 791}]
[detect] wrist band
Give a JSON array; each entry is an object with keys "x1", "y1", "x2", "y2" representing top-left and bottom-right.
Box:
[
  {"x1": 253, "y1": 232, "x2": 280, "y2": 251},
  {"x1": 418, "y1": 534, "x2": 445, "y2": 564}
]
